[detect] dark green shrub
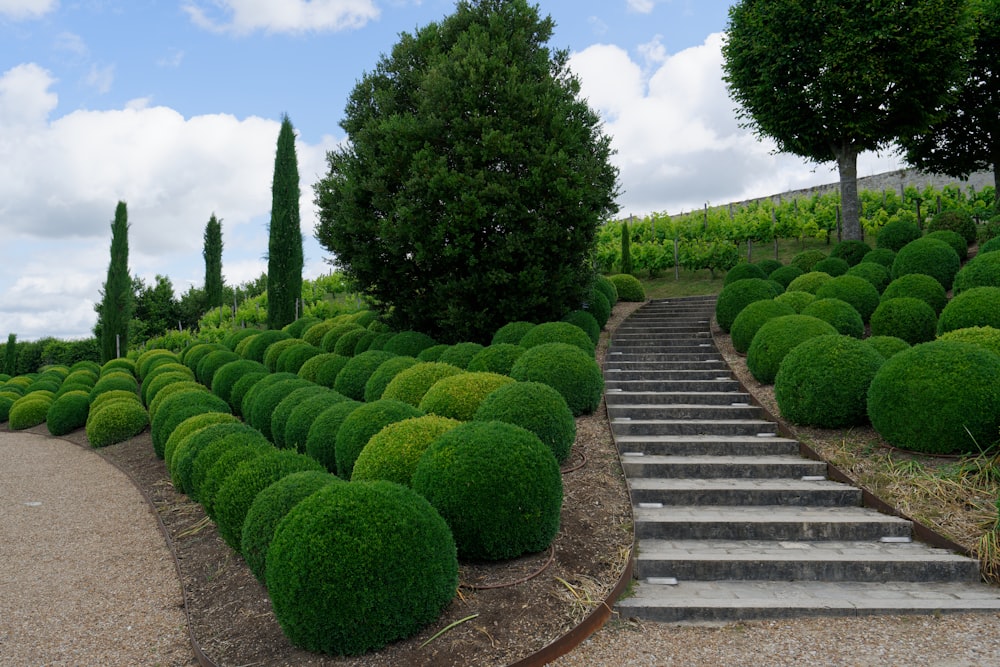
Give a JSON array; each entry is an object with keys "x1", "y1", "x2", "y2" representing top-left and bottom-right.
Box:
[
  {"x1": 927, "y1": 209, "x2": 977, "y2": 245},
  {"x1": 181, "y1": 425, "x2": 268, "y2": 497},
  {"x1": 284, "y1": 316, "x2": 323, "y2": 339},
  {"x1": 715, "y1": 278, "x2": 784, "y2": 332},
  {"x1": 466, "y1": 343, "x2": 526, "y2": 375},
  {"x1": 200, "y1": 442, "x2": 275, "y2": 518},
  {"x1": 382, "y1": 362, "x2": 465, "y2": 407},
  {"x1": 860, "y1": 247, "x2": 896, "y2": 267},
  {"x1": 864, "y1": 335, "x2": 911, "y2": 360},
  {"x1": 284, "y1": 391, "x2": 352, "y2": 454},
  {"x1": 101, "y1": 358, "x2": 136, "y2": 377},
  {"x1": 211, "y1": 359, "x2": 267, "y2": 406},
  {"x1": 296, "y1": 352, "x2": 338, "y2": 383},
  {"x1": 563, "y1": 311, "x2": 600, "y2": 345},
  {"x1": 334, "y1": 399, "x2": 423, "y2": 479},
  {"x1": 437, "y1": 342, "x2": 486, "y2": 369},
  {"x1": 312, "y1": 355, "x2": 351, "y2": 389},
  {"x1": 275, "y1": 343, "x2": 323, "y2": 374},
  {"x1": 85, "y1": 399, "x2": 148, "y2": 447},
  {"x1": 240, "y1": 470, "x2": 339, "y2": 583},
  {"x1": 925, "y1": 229, "x2": 968, "y2": 261},
  {"x1": 814, "y1": 275, "x2": 881, "y2": 323},
  {"x1": 608, "y1": 274, "x2": 645, "y2": 301},
  {"x1": 301, "y1": 320, "x2": 337, "y2": 348},
  {"x1": 746, "y1": 315, "x2": 838, "y2": 384},
  {"x1": 163, "y1": 411, "x2": 241, "y2": 469},
  {"x1": 980, "y1": 235, "x2": 1000, "y2": 255},
  {"x1": 509, "y1": 342, "x2": 603, "y2": 416},
  {"x1": 89, "y1": 373, "x2": 138, "y2": 400},
  {"x1": 264, "y1": 338, "x2": 305, "y2": 371},
  {"x1": 183, "y1": 343, "x2": 226, "y2": 374},
  {"x1": 755, "y1": 259, "x2": 784, "y2": 276},
  {"x1": 266, "y1": 481, "x2": 458, "y2": 655},
  {"x1": 242, "y1": 330, "x2": 292, "y2": 363},
  {"x1": 363, "y1": 357, "x2": 419, "y2": 402},
  {"x1": 937, "y1": 287, "x2": 1000, "y2": 334},
  {"x1": 270, "y1": 386, "x2": 330, "y2": 449},
  {"x1": 8, "y1": 396, "x2": 53, "y2": 430},
  {"x1": 891, "y1": 237, "x2": 961, "y2": 290},
  {"x1": 0, "y1": 395, "x2": 14, "y2": 422},
  {"x1": 953, "y1": 251, "x2": 1000, "y2": 295},
  {"x1": 789, "y1": 249, "x2": 827, "y2": 272},
  {"x1": 26, "y1": 378, "x2": 61, "y2": 395},
  {"x1": 829, "y1": 239, "x2": 871, "y2": 266},
  {"x1": 773, "y1": 290, "x2": 815, "y2": 313},
  {"x1": 382, "y1": 331, "x2": 437, "y2": 357},
  {"x1": 594, "y1": 274, "x2": 618, "y2": 306},
  {"x1": 142, "y1": 363, "x2": 193, "y2": 403},
  {"x1": 882, "y1": 273, "x2": 948, "y2": 315},
  {"x1": 334, "y1": 350, "x2": 397, "y2": 401},
  {"x1": 319, "y1": 322, "x2": 363, "y2": 353},
  {"x1": 352, "y1": 415, "x2": 461, "y2": 486},
  {"x1": 785, "y1": 271, "x2": 832, "y2": 295},
  {"x1": 869, "y1": 298, "x2": 937, "y2": 345},
  {"x1": 169, "y1": 421, "x2": 256, "y2": 491},
  {"x1": 147, "y1": 381, "x2": 207, "y2": 422},
  {"x1": 492, "y1": 321, "x2": 536, "y2": 345},
  {"x1": 768, "y1": 264, "x2": 804, "y2": 288},
  {"x1": 63, "y1": 369, "x2": 98, "y2": 388},
  {"x1": 45, "y1": 390, "x2": 90, "y2": 436},
  {"x1": 723, "y1": 262, "x2": 767, "y2": 286},
  {"x1": 305, "y1": 400, "x2": 363, "y2": 472},
  {"x1": 868, "y1": 340, "x2": 1000, "y2": 454},
  {"x1": 214, "y1": 449, "x2": 326, "y2": 551},
  {"x1": 412, "y1": 421, "x2": 562, "y2": 561},
  {"x1": 584, "y1": 287, "x2": 611, "y2": 329},
  {"x1": 845, "y1": 261, "x2": 891, "y2": 293},
  {"x1": 730, "y1": 300, "x2": 796, "y2": 354},
  {"x1": 418, "y1": 372, "x2": 516, "y2": 421},
  {"x1": 775, "y1": 334, "x2": 884, "y2": 428},
  {"x1": 195, "y1": 349, "x2": 241, "y2": 387},
  {"x1": 239, "y1": 372, "x2": 299, "y2": 422},
  {"x1": 812, "y1": 257, "x2": 850, "y2": 277},
  {"x1": 222, "y1": 327, "x2": 259, "y2": 351},
  {"x1": 473, "y1": 381, "x2": 576, "y2": 463},
  {"x1": 416, "y1": 344, "x2": 450, "y2": 362},
  {"x1": 136, "y1": 349, "x2": 177, "y2": 381},
  {"x1": 938, "y1": 326, "x2": 1000, "y2": 357},
  {"x1": 519, "y1": 321, "x2": 595, "y2": 356},
  {"x1": 150, "y1": 389, "x2": 230, "y2": 459},
  {"x1": 333, "y1": 329, "x2": 369, "y2": 357},
  {"x1": 89, "y1": 389, "x2": 141, "y2": 413},
  {"x1": 801, "y1": 298, "x2": 864, "y2": 338},
  {"x1": 877, "y1": 219, "x2": 921, "y2": 252},
  {"x1": 247, "y1": 378, "x2": 314, "y2": 441}
]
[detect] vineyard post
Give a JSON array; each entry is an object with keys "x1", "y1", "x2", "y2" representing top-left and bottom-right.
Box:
[
  {"x1": 747, "y1": 238, "x2": 752, "y2": 262},
  {"x1": 837, "y1": 205, "x2": 842, "y2": 243},
  {"x1": 673, "y1": 237, "x2": 680, "y2": 281},
  {"x1": 771, "y1": 208, "x2": 778, "y2": 260},
  {"x1": 703, "y1": 203, "x2": 708, "y2": 231},
  {"x1": 916, "y1": 199, "x2": 923, "y2": 229},
  {"x1": 936, "y1": 195, "x2": 942, "y2": 216}
]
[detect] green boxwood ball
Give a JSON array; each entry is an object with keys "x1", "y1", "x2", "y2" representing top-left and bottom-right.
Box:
[
  {"x1": 364, "y1": 356, "x2": 419, "y2": 403},
  {"x1": 891, "y1": 237, "x2": 960, "y2": 290},
  {"x1": 730, "y1": 299, "x2": 797, "y2": 354},
  {"x1": 814, "y1": 275, "x2": 881, "y2": 323},
  {"x1": 980, "y1": 235, "x2": 1000, "y2": 255},
  {"x1": 296, "y1": 352, "x2": 339, "y2": 383},
  {"x1": 563, "y1": 310, "x2": 601, "y2": 345},
  {"x1": 755, "y1": 259, "x2": 784, "y2": 276},
  {"x1": 211, "y1": 359, "x2": 267, "y2": 407},
  {"x1": 222, "y1": 327, "x2": 259, "y2": 351},
  {"x1": 863, "y1": 335, "x2": 911, "y2": 360},
  {"x1": 938, "y1": 326, "x2": 1000, "y2": 357},
  {"x1": 466, "y1": 343, "x2": 526, "y2": 375},
  {"x1": 594, "y1": 274, "x2": 618, "y2": 306},
  {"x1": 584, "y1": 287, "x2": 611, "y2": 329},
  {"x1": 180, "y1": 425, "x2": 268, "y2": 497},
  {"x1": 284, "y1": 391, "x2": 352, "y2": 454},
  {"x1": 608, "y1": 274, "x2": 645, "y2": 301},
  {"x1": 773, "y1": 290, "x2": 815, "y2": 313},
  {"x1": 418, "y1": 372, "x2": 516, "y2": 422},
  {"x1": 775, "y1": 334, "x2": 884, "y2": 428},
  {"x1": 239, "y1": 372, "x2": 299, "y2": 423},
  {"x1": 351, "y1": 415, "x2": 461, "y2": 486},
  {"x1": 845, "y1": 261, "x2": 891, "y2": 294},
  {"x1": 283, "y1": 316, "x2": 323, "y2": 339},
  {"x1": 492, "y1": 321, "x2": 536, "y2": 345},
  {"x1": 85, "y1": 399, "x2": 149, "y2": 448},
  {"x1": 333, "y1": 329, "x2": 368, "y2": 357},
  {"x1": 318, "y1": 322, "x2": 362, "y2": 352},
  {"x1": 142, "y1": 369, "x2": 194, "y2": 408},
  {"x1": 150, "y1": 389, "x2": 231, "y2": 459},
  {"x1": 412, "y1": 421, "x2": 562, "y2": 561},
  {"x1": 861, "y1": 247, "x2": 896, "y2": 267},
  {"x1": 812, "y1": 257, "x2": 850, "y2": 277},
  {"x1": 829, "y1": 239, "x2": 872, "y2": 266},
  {"x1": 334, "y1": 399, "x2": 423, "y2": 479},
  {"x1": 199, "y1": 441, "x2": 275, "y2": 518},
  {"x1": 881, "y1": 273, "x2": 948, "y2": 315},
  {"x1": 265, "y1": 338, "x2": 306, "y2": 368},
  {"x1": 90, "y1": 389, "x2": 141, "y2": 414},
  {"x1": 196, "y1": 349, "x2": 241, "y2": 387},
  {"x1": 789, "y1": 249, "x2": 827, "y2": 273},
  {"x1": 301, "y1": 320, "x2": 338, "y2": 348},
  {"x1": 925, "y1": 229, "x2": 968, "y2": 261},
  {"x1": 473, "y1": 381, "x2": 576, "y2": 464},
  {"x1": 715, "y1": 278, "x2": 784, "y2": 332},
  {"x1": 101, "y1": 357, "x2": 136, "y2": 377},
  {"x1": 46, "y1": 390, "x2": 91, "y2": 436},
  {"x1": 870, "y1": 297, "x2": 937, "y2": 345},
  {"x1": 9, "y1": 397, "x2": 54, "y2": 430},
  {"x1": 381, "y1": 362, "x2": 465, "y2": 407},
  {"x1": 147, "y1": 381, "x2": 207, "y2": 423},
  {"x1": 241, "y1": 470, "x2": 339, "y2": 583},
  {"x1": 723, "y1": 262, "x2": 767, "y2": 286},
  {"x1": 312, "y1": 355, "x2": 351, "y2": 389},
  {"x1": 242, "y1": 330, "x2": 292, "y2": 363},
  {"x1": 509, "y1": 342, "x2": 604, "y2": 416},
  {"x1": 270, "y1": 385, "x2": 331, "y2": 449},
  {"x1": 182, "y1": 342, "x2": 226, "y2": 372},
  {"x1": 953, "y1": 251, "x2": 1000, "y2": 295},
  {"x1": 141, "y1": 362, "x2": 192, "y2": 399},
  {"x1": 937, "y1": 287, "x2": 1000, "y2": 335},
  {"x1": 927, "y1": 209, "x2": 977, "y2": 245},
  {"x1": 304, "y1": 400, "x2": 363, "y2": 472},
  {"x1": 0, "y1": 395, "x2": 14, "y2": 423},
  {"x1": 334, "y1": 350, "x2": 397, "y2": 401},
  {"x1": 436, "y1": 342, "x2": 486, "y2": 369},
  {"x1": 867, "y1": 340, "x2": 1000, "y2": 454},
  {"x1": 382, "y1": 331, "x2": 437, "y2": 357},
  {"x1": 163, "y1": 411, "x2": 240, "y2": 469},
  {"x1": 785, "y1": 271, "x2": 832, "y2": 295},
  {"x1": 266, "y1": 481, "x2": 458, "y2": 656},
  {"x1": 136, "y1": 350, "x2": 178, "y2": 381},
  {"x1": 800, "y1": 298, "x2": 864, "y2": 338},
  {"x1": 229, "y1": 372, "x2": 269, "y2": 418},
  {"x1": 275, "y1": 343, "x2": 323, "y2": 374},
  {"x1": 519, "y1": 321, "x2": 595, "y2": 356},
  {"x1": 417, "y1": 344, "x2": 451, "y2": 362},
  {"x1": 877, "y1": 219, "x2": 921, "y2": 252},
  {"x1": 247, "y1": 378, "x2": 315, "y2": 441},
  {"x1": 768, "y1": 265, "x2": 805, "y2": 288},
  {"x1": 746, "y1": 315, "x2": 838, "y2": 385},
  {"x1": 89, "y1": 373, "x2": 138, "y2": 401}
]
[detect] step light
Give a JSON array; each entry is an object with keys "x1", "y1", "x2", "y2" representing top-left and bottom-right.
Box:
[
  {"x1": 622, "y1": 452, "x2": 645, "y2": 457},
  {"x1": 756, "y1": 432, "x2": 777, "y2": 438},
  {"x1": 731, "y1": 402, "x2": 750, "y2": 406},
  {"x1": 638, "y1": 502, "x2": 664, "y2": 509},
  {"x1": 646, "y1": 577, "x2": 679, "y2": 586},
  {"x1": 801, "y1": 475, "x2": 826, "y2": 481},
  {"x1": 880, "y1": 536, "x2": 912, "y2": 543}
]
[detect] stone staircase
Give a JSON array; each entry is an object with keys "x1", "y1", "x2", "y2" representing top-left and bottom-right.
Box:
[{"x1": 609, "y1": 296, "x2": 1000, "y2": 622}]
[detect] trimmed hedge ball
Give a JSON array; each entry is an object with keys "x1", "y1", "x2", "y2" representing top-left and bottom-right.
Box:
[
  {"x1": 925, "y1": 229, "x2": 968, "y2": 261},
  {"x1": 284, "y1": 391, "x2": 352, "y2": 454},
  {"x1": 163, "y1": 411, "x2": 240, "y2": 469},
  {"x1": 312, "y1": 355, "x2": 351, "y2": 389},
  {"x1": 927, "y1": 209, "x2": 977, "y2": 245},
  {"x1": 877, "y1": 219, "x2": 921, "y2": 252},
  {"x1": 980, "y1": 235, "x2": 1000, "y2": 255},
  {"x1": 222, "y1": 327, "x2": 259, "y2": 351},
  {"x1": 584, "y1": 286, "x2": 611, "y2": 329},
  {"x1": 283, "y1": 316, "x2": 323, "y2": 339},
  {"x1": 953, "y1": 251, "x2": 1000, "y2": 295},
  {"x1": 768, "y1": 264, "x2": 805, "y2": 288},
  {"x1": 416, "y1": 344, "x2": 450, "y2": 362},
  {"x1": 466, "y1": 343, "x2": 526, "y2": 375},
  {"x1": 147, "y1": 381, "x2": 207, "y2": 422},
  {"x1": 730, "y1": 299, "x2": 797, "y2": 354},
  {"x1": 318, "y1": 322, "x2": 362, "y2": 352},
  {"x1": 210, "y1": 359, "x2": 267, "y2": 407},
  {"x1": 170, "y1": 421, "x2": 260, "y2": 493},
  {"x1": 364, "y1": 356, "x2": 419, "y2": 403},
  {"x1": 296, "y1": 352, "x2": 338, "y2": 383},
  {"x1": 812, "y1": 257, "x2": 850, "y2": 277},
  {"x1": 136, "y1": 350, "x2": 177, "y2": 381},
  {"x1": 302, "y1": 320, "x2": 339, "y2": 348},
  {"x1": 276, "y1": 343, "x2": 323, "y2": 374},
  {"x1": 195, "y1": 349, "x2": 241, "y2": 387},
  {"x1": 881, "y1": 273, "x2": 948, "y2": 315},
  {"x1": 412, "y1": 421, "x2": 562, "y2": 561},
  {"x1": 608, "y1": 273, "x2": 645, "y2": 301},
  {"x1": 473, "y1": 381, "x2": 576, "y2": 464},
  {"x1": 436, "y1": 342, "x2": 486, "y2": 369},
  {"x1": 382, "y1": 331, "x2": 437, "y2": 357},
  {"x1": 509, "y1": 342, "x2": 604, "y2": 416},
  {"x1": 270, "y1": 385, "x2": 331, "y2": 449},
  {"x1": 519, "y1": 321, "x2": 595, "y2": 356},
  {"x1": 214, "y1": 449, "x2": 326, "y2": 551},
  {"x1": 351, "y1": 415, "x2": 461, "y2": 486},
  {"x1": 864, "y1": 335, "x2": 911, "y2": 360},
  {"x1": 90, "y1": 389, "x2": 141, "y2": 414},
  {"x1": 938, "y1": 326, "x2": 1000, "y2": 357},
  {"x1": 247, "y1": 378, "x2": 315, "y2": 441},
  {"x1": 715, "y1": 278, "x2": 784, "y2": 332},
  {"x1": 85, "y1": 399, "x2": 149, "y2": 448},
  {"x1": 199, "y1": 441, "x2": 275, "y2": 518},
  {"x1": 240, "y1": 470, "x2": 339, "y2": 583},
  {"x1": 775, "y1": 334, "x2": 884, "y2": 428},
  {"x1": 46, "y1": 390, "x2": 91, "y2": 436},
  {"x1": 334, "y1": 399, "x2": 424, "y2": 480},
  {"x1": 723, "y1": 262, "x2": 767, "y2": 286},
  {"x1": 334, "y1": 350, "x2": 397, "y2": 401},
  {"x1": 150, "y1": 389, "x2": 231, "y2": 459},
  {"x1": 891, "y1": 237, "x2": 961, "y2": 290},
  {"x1": 239, "y1": 372, "x2": 300, "y2": 423},
  {"x1": 867, "y1": 340, "x2": 1000, "y2": 454},
  {"x1": 492, "y1": 321, "x2": 536, "y2": 345},
  {"x1": 182, "y1": 342, "x2": 226, "y2": 372},
  {"x1": 785, "y1": 271, "x2": 832, "y2": 295},
  {"x1": 845, "y1": 261, "x2": 891, "y2": 294},
  {"x1": 594, "y1": 274, "x2": 619, "y2": 306},
  {"x1": 801, "y1": 298, "x2": 864, "y2": 338},
  {"x1": 8, "y1": 396, "x2": 54, "y2": 430},
  {"x1": 418, "y1": 372, "x2": 516, "y2": 422},
  {"x1": 746, "y1": 315, "x2": 838, "y2": 385},
  {"x1": 304, "y1": 400, "x2": 363, "y2": 472},
  {"x1": 755, "y1": 259, "x2": 784, "y2": 276},
  {"x1": 870, "y1": 297, "x2": 937, "y2": 345},
  {"x1": 829, "y1": 239, "x2": 872, "y2": 266},
  {"x1": 228, "y1": 373, "x2": 269, "y2": 418},
  {"x1": 142, "y1": 367, "x2": 194, "y2": 406},
  {"x1": 264, "y1": 339, "x2": 305, "y2": 371},
  {"x1": 0, "y1": 395, "x2": 14, "y2": 423},
  {"x1": 333, "y1": 329, "x2": 369, "y2": 357},
  {"x1": 101, "y1": 357, "x2": 136, "y2": 377},
  {"x1": 242, "y1": 330, "x2": 293, "y2": 363},
  {"x1": 937, "y1": 287, "x2": 1000, "y2": 335},
  {"x1": 814, "y1": 274, "x2": 881, "y2": 323},
  {"x1": 381, "y1": 362, "x2": 465, "y2": 407},
  {"x1": 773, "y1": 290, "x2": 816, "y2": 313},
  {"x1": 861, "y1": 247, "x2": 897, "y2": 268},
  {"x1": 789, "y1": 250, "x2": 827, "y2": 273},
  {"x1": 266, "y1": 481, "x2": 458, "y2": 656},
  {"x1": 90, "y1": 373, "x2": 138, "y2": 400}
]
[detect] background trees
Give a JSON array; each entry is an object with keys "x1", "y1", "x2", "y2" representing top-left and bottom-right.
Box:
[
  {"x1": 722, "y1": 0, "x2": 974, "y2": 241},
  {"x1": 314, "y1": 0, "x2": 619, "y2": 343},
  {"x1": 267, "y1": 114, "x2": 303, "y2": 330},
  {"x1": 96, "y1": 201, "x2": 133, "y2": 362}
]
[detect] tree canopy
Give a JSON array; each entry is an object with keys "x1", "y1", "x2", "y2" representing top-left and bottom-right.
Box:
[
  {"x1": 313, "y1": 0, "x2": 619, "y2": 343},
  {"x1": 267, "y1": 114, "x2": 303, "y2": 330},
  {"x1": 203, "y1": 213, "x2": 224, "y2": 309},
  {"x1": 97, "y1": 201, "x2": 133, "y2": 362},
  {"x1": 723, "y1": 0, "x2": 974, "y2": 239}
]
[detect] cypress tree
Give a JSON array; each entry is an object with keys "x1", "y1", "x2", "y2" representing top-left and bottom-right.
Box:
[
  {"x1": 204, "y1": 213, "x2": 224, "y2": 309},
  {"x1": 98, "y1": 201, "x2": 133, "y2": 363},
  {"x1": 620, "y1": 220, "x2": 633, "y2": 275},
  {"x1": 4, "y1": 333, "x2": 15, "y2": 375},
  {"x1": 266, "y1": 114, "x2": 303, "y2": 330}
]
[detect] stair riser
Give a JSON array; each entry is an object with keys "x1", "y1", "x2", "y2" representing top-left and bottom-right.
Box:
[
  {"x1": 613, "y1": 605, "x2": 929, "y2": 624},
  {"x1": 604, "y1": 371, "x2": 733, "y2": 382},
  {"x1": 633, "y1": 559, "x2": 982, "y2": 583},
  {"x1": 619, "y1": 442, "x2": 800, "y2": 456},
  {"x1": 612, "y1": 422, "x2": 777, "y2": 437},
  {"x1": 606, "y1": 353, "x2": 722, "y2": 362},
  {"x1": 635, "y1": 521, "x2": 910, "y2": 541},
  {"x1": 609, "y1": 406, "x2": 762, "y2": 420},
  {"x1": 606, "y1": 393, "x2": 753, "y2": 406},
  {"x1": 623, "y1": 461, "x2": 826, "y2": 479},
  {"x1": 630, "y1": 488, "x2": 862, "y2": 507},
  {"x1": 606, "y1": 381, "x2": 742, "y2": 393}
]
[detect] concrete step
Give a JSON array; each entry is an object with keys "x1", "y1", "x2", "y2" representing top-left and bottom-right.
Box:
[
  {"x1": 605, "y1": 352, "x2": 724, "y2": 362},
  {"x1": 628, "y1": 478, "x2": 861, "y2": 507},
  {"x1": 604, "y1": 369, "x2": 734, "y2": 381},
  {"x1": 611, "y1": 418, "x2": 779, "y2": 437},
  {"x1": 606, "y1": 391, "x2": 754, "y2": 406},
  {"x1": 622, "y1": 454, "x2": 826, "y2": 479},
  {"x1": 604, "y1": 360, "x2": 730, "y2": 371},
  {"x1": 608, "y1": 404, "x2": 763, "y2": 421},
  {"x1": 633, "y1": 539, "x2": 983, "y2": 582},
  {"x1": 617, "y1": 435, "x2": 800, "y2": 457},
  {"x1": 605, "y1": 380, "x2": 743, "y2": 393}
]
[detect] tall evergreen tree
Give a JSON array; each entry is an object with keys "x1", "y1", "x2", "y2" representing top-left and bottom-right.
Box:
[
  {"x1": 98, "y1": 201, "x2": 133, "y2": 362},
  {"x1": 4, "y1": 333, "x2": 15, "y2": 375},
  {"x1": 204, "y1": 213, "x2": 224, "y2": 309},
  {"x1": 267, "y1": 114, "x2": 303, "y2": 330}
]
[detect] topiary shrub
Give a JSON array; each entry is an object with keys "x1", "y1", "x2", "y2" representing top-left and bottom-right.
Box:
[
  {"x1": 214, "y1": 449, "x2": 326, "y2": 551},
  {"x1": 300, "y1": 319, "x2": 337, "y2": 348},
  {"x1": 509, "y1": 342, "x2": 603, "y2": 416},
  {"x1": 317, "y1": 322, "x2": 361, "y2": 352},
  {"x1": 811, "y1": 257, "x2": 850, "y2": 277},
  {"x1": 867, "y1": 340, "x2": 1000, "y2": 454},
  {"x1": 583, "y1": 286, "x2": 611, "y2": 329},
  {"x1": 774, "y1": 334, "x2": 884, "y2": 428},
  {"x1": 351, "y1": 415, "x2": 462, "y2": 486},
  {"x1": 142, "y1": 366, "x2": 194, "y2": 406},
  {"x1": 768, "y1": 264, "x2": 805, "y2": 288},
  {"x1": 864, "y1": 335, "x2": 911, "y2": 360},
  {"x1": 264, "y1": 339, "x2": 305, "y2": 371},
  {"x1": 85, "y1": 399, "x2": 149, "y2": 448},
  {"x1": 266, "y1": 481, "x2": 458, "y2": 656},
  {"x1": 953, "y1": 251, "x2": 1000, "y2": 295},
  {"x1": 101, "y1": 357, "x2": 136, "y2": 377},
  {"x1": 435, "y1": 342, "x2": 486, "y2": 369},
  {"x1": 222, "y1": 327, "x2": 259, "y2": 351},
  {"x1": 228, "y1": 373, "x2": 269, "y2": 418},
  {"x1": 801, "y1": 298, "x2": 864, "y2": 338},
  {"x1": 284, "y1": 391, "x2": 352, "y2": 454},
  {"x1": 363, "y1": 357, "x2": 419, "y2": 403},
  {"x1": 980, "y1": 235, "x2": 1000, "y2": 255},
  {"x1": 382, "y1": 331, "x2": 437, "y2": 357},
  {"x1": 608, "y1": 273, "x2": 645, "y2": 301},
  {"x1": 334, "y1": 399, "x2": 424, "y2": 480},
  {"x1": 937, "y1": 287, "x2": 1000, "y2": 334},
  {"x1": 746, "y1": 315, "x2": 838, "y2": 384},
  {"x1": 466, "y1": 343, "x2": 526, "y2": 375},
  {"x1": 147, "y1": 381, "x2": 207, "y2": 423},
  {"x1": 182, "y1": 342, "x2": 226, "y2": 372},
  {"x1": 492, "y1": 321, "x2": 536, "y2": 345},
  {"x1": 829, "y1": 239, "x2": 871, "y2": 266},
  {"x1": 163, "y1": 411, "x2": 241, "y2": 469},
  {"x1": 89, "y1": 389, "x2": 141, "y2": 414},
  {"x1": 170, "y1": 421, "x2": 260, "y2": 493},
  {"x1": 200, "y1": 442, "x2": 275, "y2": 519},
  {"x1": 333, "y1": 350, "x2": 397, "y2": 401},
  {"x1": 351, "y1": 331, "x2": 379, "y2": 356},
  {"x1": 296, "y1": 352, "x2": 338, "y2": 383},
  {"x1": 196, "y1": 349, "x2": 241, "y2": 387},
  {"x1": 730, "y1": 299, "x2": 797, "y2": 354},
  {"x1": 518, "y1": 321, "x2": 595, "y2": 356},
  {"x1": 891, "y1": 237, "x2": 961, "y2": 290},
  {"x1": 860, "y1": 247, "x2": 896, "y2": 267},
  {"x1": 562, "y1": 310, "x2": 601, "y2": 345},
  {"x1": 723, "y1": 262, "x2": 767, "y2": 286},
  {"x1": 789, "y1": 249, "x2": 827, "y2": 273},
  {"x1": 89, "y1": 373, "x2": 138, "y2": 400},
  {"x1": 0, "y1": 395, "x2": 15, "y2": 423},
  {"x1": 814, "y1": 274, "x2": 881, "y2": 322},
  {"x1": 785, "y1": 271, "x2": 833, "y2": 295},
  {"x1": 418, "y1": 372, "x2": 516, "y2": 422},
  {"x1": 869, "y1": 297, "x2": 938, "y2": 345},
  {"x1": 239, "y1": 372, "x2": 299, "y2": 422},
  {"x1": 938, "y1": 326, "x2": 1000, "y2": 357},
  {"x1": 275, "y1": 343, "x2": 323, "y2": 374},
  {"x1": 927, "y1": 209, "x2": 977, "y2": 245},
  {"x1": 925, "y1": 229, "x2": 968, "y2": 261},
  {"x1": 312, "y1": 355, "x2": 351, "y2": 389},
  {"x1": 240, "y1": 470, "x2": 339, "y2": 583},
  {"x1": 304, "y1": 400, "x2": 363, "y2": 473},
  {"x1": 881, "y1": 273, "x2": 948, "y2": 315},
  {"x1": 877, "y1": 219, "x2": 921, "y2": 252},
  {"x1": 247, "y1": 378, "x2": 314, "y2": 441},
  {"x1": 845, "y1": 261, "x2": 891, "y2": 293},
  {"x1": 773, "y1": 290, "x2": 816, "y2": 313},
  {"x1": 333, "y1": 329, "x2": 369, "y2": 357},
  {"x1": 412, "y1": 421, "x2": 562, "y2": 561},
  {"x1": 150, "y1": 389, "x2": 231, "y2": 459},
  {"x1": 8, "y1": 396, "x2": 54, "y2": 430},
  {"x1": 473, "y1": 381, "x2": 576, "y2": 463},
  {"x1": 416, "y1": 344, "x2": 450, "y2": 362},
  {"x1": 270, "y1": 386, "x2": 331, "y2": 449},
  {"x1": 594, "y1": 274, "x2": 618, "y2": 306},
  {"x1": 381, "y1": 362, "x2": 465, "y2": 407},
  {"x1": 211, "y1": 359, "x2": 267, "y2": 407},
  {"x1": 46, "y1": 390, "x2": 91, "y2": 436},
  {"x1": 136, "y1": 349, "x2": 177, "y2": 381},
  {"x1": 755, "y1": 259, "x2": 784, "y2": 276},
  {"x1": 715, "y1": 278, "x2": 784, "y2": 332},
  {"x1": 284, "y1": 316, "x2": 323, "y2": 339}
]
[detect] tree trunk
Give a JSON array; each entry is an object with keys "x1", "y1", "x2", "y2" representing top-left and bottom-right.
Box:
[
  {"x1": 833, "y1": 146, "x2": 862, "y2": 240},
  {"x1": 993, "y1": 159, "x2": 1000, "y2": 209}
]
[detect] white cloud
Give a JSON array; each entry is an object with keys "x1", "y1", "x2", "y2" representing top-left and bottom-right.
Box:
[
  {"x1": 84, "y1": 62, "x2": 114, "y2": 94},
  {"x1": 0, "y1": 0, "x2": 57, "y2": 20},
  {"x1": 625, "y1": 0, "x2": 655, "y2": 13},
  {"x1": 182, "y1": 0, "x2": 379, "y2": 35}
]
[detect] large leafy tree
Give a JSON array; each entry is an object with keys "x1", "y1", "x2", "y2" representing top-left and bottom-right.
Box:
[
  {"x1": 900, "y1": 0, "x2": 1000, "y2": 204},
  {"x1": 132, "y1": 274, "x2": 181, "y2": 340},
  {"x1": 97, "y1": 201, "x2": 133, "y2": 362},
  {"x1": 203, "y1": 213, "x2": 224, "y2": 309},
  {"x1": 267, "y1": 114, "x2": 303, "y2": 330},
  {"x1": 723, "y1": 0, "x2": 974, "y2": 240},
  {"x1": 314, "y1": 0, "x2": 619, "y2": 343}
]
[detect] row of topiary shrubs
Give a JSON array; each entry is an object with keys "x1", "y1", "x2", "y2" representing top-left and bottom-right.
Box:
[{"x1": 716, "y1": 216, "x2": 1000, "y2": 457}]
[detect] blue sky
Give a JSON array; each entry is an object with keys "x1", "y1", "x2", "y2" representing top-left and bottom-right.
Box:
[{"x1": 0, "y1": 0, "x2": 906, "y2": 341}]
